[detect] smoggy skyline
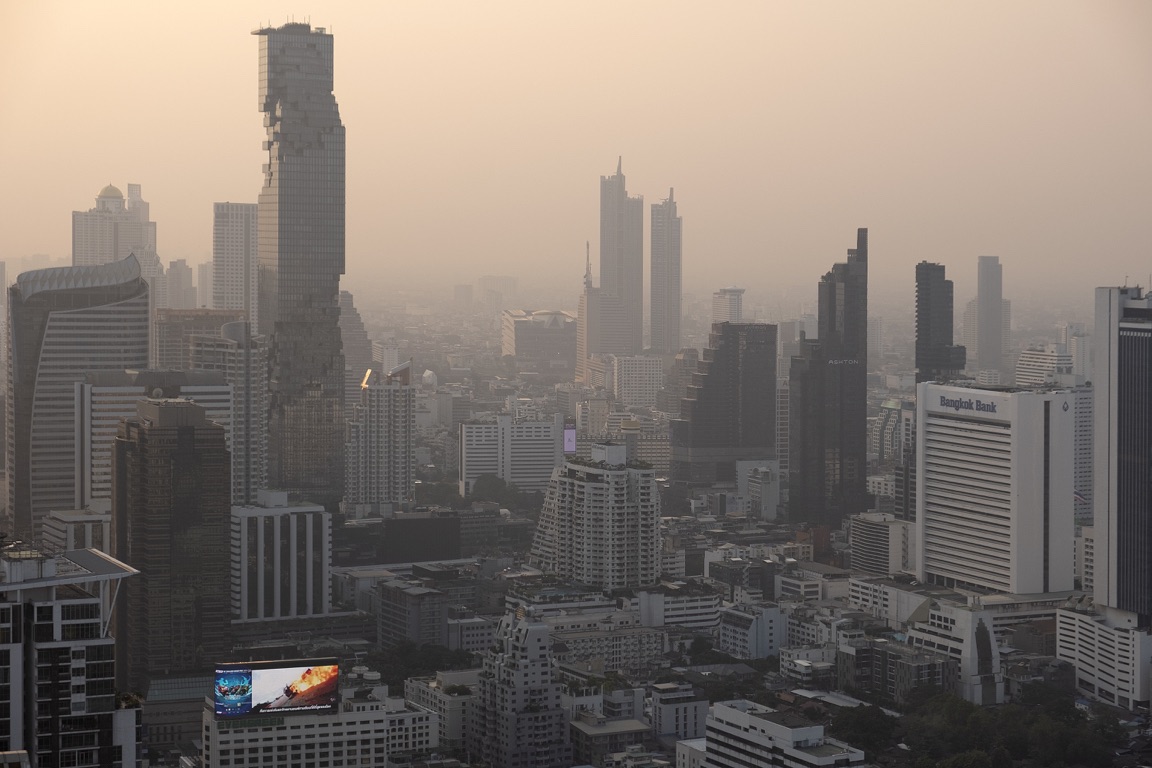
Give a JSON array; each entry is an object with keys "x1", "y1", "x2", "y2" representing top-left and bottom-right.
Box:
[{"x1": 2, "y1": 1, "x2": 1150, "y2": 311}]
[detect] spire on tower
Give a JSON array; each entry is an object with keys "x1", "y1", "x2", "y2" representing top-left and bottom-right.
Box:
[
  {"x1": 584, "y1": 241, "x2": 592, "y2": 289},
  {"x1": 616, "y1": 156, "x2": 622, "y2": 175}
]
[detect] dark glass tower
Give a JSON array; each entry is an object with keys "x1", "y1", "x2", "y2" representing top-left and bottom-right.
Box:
[
  {"x1": 600, "y1": 158, "x2": 644, "y2": 354},
  {"x1": 915, "y1": 261, "x2": 966, "y2": 383},
  {"x1": 255, "y1": 23, "x2": 345, "y2": 506},
  {"x1": 671, "y1": 322, "x2": 777, "y2": 485},
  {"x1": 789, "y1": 228, "x2": 869, "y2": 526},
  {"x1": 113, "y1": 399, "x2": 231, "y2": 693},
  {"x1": 650, "y1": 189, "x2": 682, "y2": 354},
  {"x1": 975, "y1": 255, "x2": 1004, "y2": 375}
]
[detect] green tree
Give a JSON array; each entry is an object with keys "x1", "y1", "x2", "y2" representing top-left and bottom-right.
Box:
[{"x1": 829, "y1": 704, "x2": 898, "y2": 758}]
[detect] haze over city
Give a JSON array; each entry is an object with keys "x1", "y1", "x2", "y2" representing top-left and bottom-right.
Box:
[{"x1": 3, "y1": 1, "x2": 1150, "y2": 314}]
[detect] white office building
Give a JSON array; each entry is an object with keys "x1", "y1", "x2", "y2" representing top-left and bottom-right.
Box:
[
  {"x1": 711, "y1": 287, "x2": 744, "y2": 325},
  {"x1": 1015, "y1": 344, "x2": 1078, "y2": 386},
  {"x1": 458, "y1": 413, "x2": 564, "y2": 495},
  {"x1": 211, "y1": 202, "x2": 259, "y2": 327},
  {"x1": 703, "y1": 700, "x2": 865, "y2": 768},
  {"x1": 530, "y1": 443, "x2": 661, "y2": 590},
  {"x1": 916, "y1": 382, "x2": 1075, "y2": 594},
  {"x1": 231, "y1": 490, "x2": 332, "y2": 622},
  {"x1": 200, "y1": 675, "x2": 437, "y2": 767}
]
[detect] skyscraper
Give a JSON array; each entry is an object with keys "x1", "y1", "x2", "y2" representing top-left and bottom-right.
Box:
[
  {"x1": 72, "y1": 183, "x2": 156, "y2": 267},
  {"x1": 600, "y1": 158, "x2": 643, "y2": 354},
  {"x1": 975, "y1": 255, "x2": 1004, "y2": 374},
  {"x1": 576, "y1": 248, "x2": 629, "y2": 384},
  {"x1": 256, "y1": 23, "x2": 346, "y2": 506},
  {"x1": 1090, "y1": 287, "x2": 1152, "y2": 618},
  {"x1": 339, "y1": 290, "x2": 373, "y2": 420},
  {"x1": 671, "y1": 323, "x2": 777, "y2": 485},
  {"x1": 711, "y1": 286, "x2": 745, "y2": 324},
  {"x1": 167, "y1": 258, "x2": 196, "y2": 309},
  {"x1": 7, "y1": 255, "x2": 150, "y2": 537},
  {"x1": 531, "y1": 442, "x2": 661, "y2": 590},
  {"x1": 113, "y1": 398, "x2": 231, "y2": 693},
  {"x1": 190, "y1": 321, "x2": 269, "y2": 506},
  {"x1": 1056, "y1": 287, "x2": 1152, "y2": 711},
  {"x1": 915, "y1": 261, "x2": 966, "y2": 383},
  {"x1": 789, "y1": 228, "x2": 869, "y2": 526},
  {"x1": 345, "y1": 361, "x2": 416, "y2": 517},
  {"x1": 650, "y1": 188, "x2": 682, "y2": 354},
  {"x1": 212, "y1": 201, "x2": 258, "y2": 326}
]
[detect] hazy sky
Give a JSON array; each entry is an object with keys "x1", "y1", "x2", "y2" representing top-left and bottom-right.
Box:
[{"x1": 2, "y1": 1, "x2": 1150, "y2": 312}]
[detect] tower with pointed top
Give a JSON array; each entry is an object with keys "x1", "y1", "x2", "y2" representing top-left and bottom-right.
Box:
[
  {"x1": 600, "y1": 158, "x2": 644, "y2": 354},
  {"x1": 651, "y1": 188, "x2": 682, "y2": 354}
]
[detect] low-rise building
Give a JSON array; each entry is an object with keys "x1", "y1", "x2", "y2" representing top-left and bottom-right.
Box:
[
  {"x1": 717, "y1": 603, "x2": 784, "y2": 660},
  {"x1": 404, "y1": 669, "x2": 480, "y2": 750},
  {"x1": 704, "y1": 700, "x2": 866, "y2": 768}
]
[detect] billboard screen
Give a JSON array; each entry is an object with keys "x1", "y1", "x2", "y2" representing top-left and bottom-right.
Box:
[
  {"x1": 564, "y1": 417, "x2": 577, "y2": 453},
  {"x1": 214, "y1": 658, "x2": 339, "y2": 719}
]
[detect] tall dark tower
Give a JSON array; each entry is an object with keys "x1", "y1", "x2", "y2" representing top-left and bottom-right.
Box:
[
  {"x1": 789, "y1": 228, "x2": 869, "y2": 526},
  {"x1": 915, "y1": 261, "x2": 966, "y2": 383},
  {"x1": 975, "y1": 255, "x2": 1004, "y2": 375},
  {"x1": 600, "y1": 158, "x2": 644, "y2": 354},
  {"x1": 255, "y1": 23, "x2": 345, "y2": 506},
  {"x1": 113, "y1": 399, "x2": 231, "y2": 693},
  {"x1": 650, "y1": 189, "x2": 682, "y2": 354},
  {"x1": 671, "y1": 322, "x2": 777, "y2": 485}
]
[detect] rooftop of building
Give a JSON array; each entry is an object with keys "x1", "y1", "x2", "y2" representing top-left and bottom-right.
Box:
[{"x1": 570, "y1": 717, "x2": 651, "y2": 736}]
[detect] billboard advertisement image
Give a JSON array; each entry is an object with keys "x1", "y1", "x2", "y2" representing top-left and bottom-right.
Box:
[{"x1": 215, "y1": 659, "x2": 339, "y2": 719}]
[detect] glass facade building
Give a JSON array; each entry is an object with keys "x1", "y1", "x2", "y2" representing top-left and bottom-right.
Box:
[{"x1": 255, "y1": 23, "x2": 346, "y2": 506}]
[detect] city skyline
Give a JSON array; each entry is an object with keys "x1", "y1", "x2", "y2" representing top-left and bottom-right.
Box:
[{"x1": 2, "y1": 3, "x2": 1149, "y2": 308}]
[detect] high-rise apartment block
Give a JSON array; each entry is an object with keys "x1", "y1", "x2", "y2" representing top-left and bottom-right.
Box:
[
  {"x1": 345, "y1": 362, "x2": 416, "y2": 516},
  {"x1": 915, "y1": 382, "x2": 1074, "y2": 594},
  {"x1": 600, "y1": 158, "x2": 644, "y2": 354},
  {"x1": 72, "y1": 183, "x2": 156, "y2": 267},
  {"x1": 671, "y1": 323, "x2": 777, "y2": 485},
  {"x1": 256, "y1": 23, "x2": 346, "y2": 507},
  {"x1": 788, "y1": 229, "x2": 869, "y2": 526},
  {"x1": 190, "y1": 321, "x2": 269, "y2": 505},
  {"x1": 915, "y1": 261, "x2": 965, "y2": 382},
  {"x1": 231, "y1": 489, "x2": 332, "y2": 622},
  {"x1": 113, "y1": 399, "x2": 231, "y2": 693},
  {"x1": 650, "y1": 189, "x2": 682, "y2": 354},
  {"x1": 612, "y1": 354, "x2": 665, "y2": 408},
  {"x1": 0, "y1": 542, "x2": 140, "y2": 765},
  {"x1": 7, "y1": 256, "x2": 150, "y2": 538},
  {"x1": 211, "y1": 202, "x2": 258, "y2": 326},
  {"x1": 531, "y1": 443, "x2": 661, "y2": 590},
  {"x1": 469, "y1": 616, "x2": 572, "y2": 767},
  {"x1": 711, "y1": 287, "x2": 744, "y2": 325}
]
